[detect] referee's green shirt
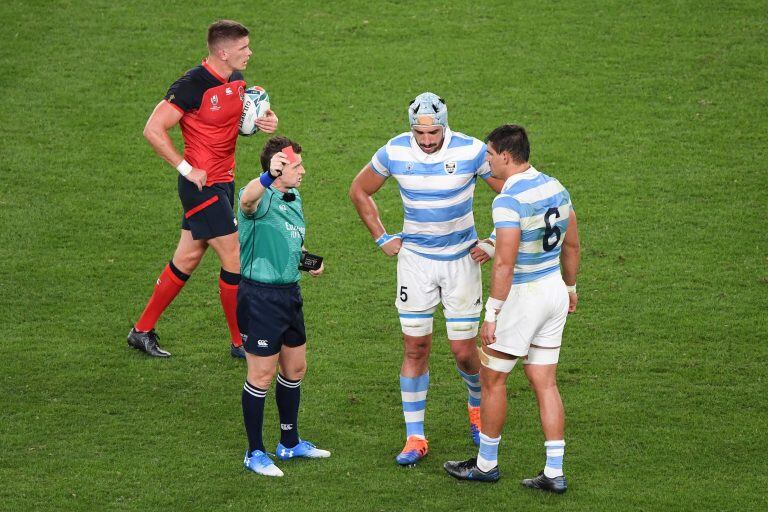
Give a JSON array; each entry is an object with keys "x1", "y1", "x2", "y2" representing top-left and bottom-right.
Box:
[{"x1": 238, "y1": 186, "x2": 304, "y2": 284}]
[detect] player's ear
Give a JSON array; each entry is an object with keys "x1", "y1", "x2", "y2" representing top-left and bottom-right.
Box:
[{"x1": 213, "y1": 44, "x2": 227, "y2": 61}]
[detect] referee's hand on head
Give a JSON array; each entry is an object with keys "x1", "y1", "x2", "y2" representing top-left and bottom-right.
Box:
[{"x1": 270, "y1": 152, "x2": 287, "y2": 176}]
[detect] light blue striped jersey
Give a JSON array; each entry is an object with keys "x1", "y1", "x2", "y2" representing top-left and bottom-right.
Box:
[
  {"x1": 370, "y1": 128, "x2": 491, "y2": 261},
  {"x1": 491, "y1": 167, "x2": 572, "y2": 284}
]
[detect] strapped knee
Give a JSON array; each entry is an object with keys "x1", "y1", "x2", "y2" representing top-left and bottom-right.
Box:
[
  {"x1": 399, "y1": 308, "x2": 435, "y2": 336},
  {"x1": 478, "y1": 346, "x2": 518, "y2": 373}
]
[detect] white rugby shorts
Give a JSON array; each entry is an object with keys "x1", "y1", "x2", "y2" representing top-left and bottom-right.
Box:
[
  {"x1": 395, "y1": 248, "x2": 482, "y2": 318},
  {"x1": 489, "y1": 272, "x2": 569, "y2": 365}
]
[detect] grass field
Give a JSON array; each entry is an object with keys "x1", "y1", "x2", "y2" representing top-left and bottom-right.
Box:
[{"x1": 1, "y1": 1, "x2": 766, "y2": 510}]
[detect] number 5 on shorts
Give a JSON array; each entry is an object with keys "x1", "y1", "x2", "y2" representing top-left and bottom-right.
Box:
[{"x1": 400, "y1": 286, "x2": 408, "y2": 302}]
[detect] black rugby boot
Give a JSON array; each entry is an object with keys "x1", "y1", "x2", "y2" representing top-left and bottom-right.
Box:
[
  {"x1": 522, "y1": 471, "x2": 568, "y2": 494},
  {"x1": 127, "y1": 328, "x2": 171, "y2": 357},
  {"x1": 444, "y1": 458, "x2": 500, "y2": 483}
]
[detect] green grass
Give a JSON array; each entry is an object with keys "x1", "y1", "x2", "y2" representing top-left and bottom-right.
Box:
[{"x1": 1, "y1": 0, "x2": 766, "y2": 510}]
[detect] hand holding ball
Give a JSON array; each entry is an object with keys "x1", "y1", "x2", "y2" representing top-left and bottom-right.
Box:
[{"x1": 238, "y1": 86, "x2": 270, "y2": 136}]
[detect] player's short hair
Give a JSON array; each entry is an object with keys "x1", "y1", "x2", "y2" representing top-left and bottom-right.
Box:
[
  {"x1": 207, "y1": 20, "x2": 249, "y2": 49},
  {"x1": 485, "y1": 124, "x2": 530, "y2": 164},
  {"x1": 261, "y1": 136, "x2": 303, "y2": 172}
]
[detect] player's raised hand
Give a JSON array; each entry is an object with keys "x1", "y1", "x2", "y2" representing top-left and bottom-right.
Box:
[
  {"x1": 186, "y1": 167, "x2": 208, "y2": 191},
  {"x1": 255, "y1": 109, "x2": 278, "y2": 133},
  {"x1": 567, "y1": 291, "x2": 578, "y2": 313},
  {"x1": 480, "y1": 320, "x2": 496, "y2": 346}
]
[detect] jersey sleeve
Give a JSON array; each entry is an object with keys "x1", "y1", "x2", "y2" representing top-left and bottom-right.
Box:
[
  {"x1": 164, "y1": 74, "x2": 199, "y2": 113},
  {"x1": 492, "y1": 195, "x2": 522, "y2": 229},
  {"x1": 473, "y1": 142, "x2": 491, "y2": 179},
  {"x1": 561, "y1": 186, "x2": 574, "y2": 213},
  {"x1": 237, "y1": 187, "x2": 255, "y2": 220},
  {"x1": 370, "y1": 145, "x2": 391, "y2": 178}
]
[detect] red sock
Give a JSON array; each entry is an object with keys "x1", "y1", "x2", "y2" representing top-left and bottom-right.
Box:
[
  {"x1": 135, "y1": 263, "x2": 187, "y2": 332},
  {"x1": 219, "y1": 277, "x2": 241, "y2": 346}
]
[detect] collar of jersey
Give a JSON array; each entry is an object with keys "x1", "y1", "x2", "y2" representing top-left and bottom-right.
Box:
[
  {"x1": 502, "y1": 165, "x2": 539, "y2": 191},
  {"x1": 409, "y1": 127, "x2": 453, "y2": 163},
  {"x1": 201, "y1": 58, "x2": 227, "y2": 84}
]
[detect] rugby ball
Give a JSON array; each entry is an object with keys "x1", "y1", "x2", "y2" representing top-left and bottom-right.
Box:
[{"x1": 238, "y1": 86, "x2": 270, "y2": 136}]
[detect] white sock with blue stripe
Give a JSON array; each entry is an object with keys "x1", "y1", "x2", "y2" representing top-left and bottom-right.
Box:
[
  {"x1": 456, "y1": 366, "x2": 481, "y2": 407},
  {"x1": 476, "y1": 432, "x2": 500, "y2": 472},
  {"x1": 400, "y1": 372, "x2": 429, "y2": 439},
  {"x1": 544, "y1": 440, "x2": 565, "y2": 477}
]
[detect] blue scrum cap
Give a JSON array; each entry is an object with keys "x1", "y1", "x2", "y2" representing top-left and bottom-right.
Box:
[{"x1": 408, "y1": 92, "x2": 447, "y2": 128}]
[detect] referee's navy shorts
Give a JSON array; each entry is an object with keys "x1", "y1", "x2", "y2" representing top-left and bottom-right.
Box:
[
  {"x1": 237, "y1": 278, "x2": 306, "y2": 357},
  {"x1": 178, "y1": 175, "x2": 237, "y2": 240}
]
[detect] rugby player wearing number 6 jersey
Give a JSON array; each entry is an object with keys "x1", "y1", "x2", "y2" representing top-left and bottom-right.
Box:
[
  {"x1": 444, "y1": 125, "x2": 580, "y2": 493},
  {"x1": 126, "y1": 20, "x2": 278, "y2": 358},
  {"x1": 349, "y1": 93, "x2": 504, "y2": 465}
]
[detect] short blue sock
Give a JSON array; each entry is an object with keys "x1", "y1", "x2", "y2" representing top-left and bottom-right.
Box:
[
  {"x1": 477, "y1": 432, "x2": 500, "y2": 472},
  {"x1": 544, "y1": 440, "x2": 565, "y2": 477}
]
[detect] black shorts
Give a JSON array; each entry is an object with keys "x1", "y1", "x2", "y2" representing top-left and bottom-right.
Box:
[
  {"x1": 237, "y1": 278, "x2": 306, "y2": 357},
  {"x1": 178, "y1": 176, "x2": 237, "y2": 240}
]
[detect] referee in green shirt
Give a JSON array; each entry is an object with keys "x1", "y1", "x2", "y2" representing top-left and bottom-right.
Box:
[{"x1": 237, "y1": 136, "x2": 330, "y2": 477}]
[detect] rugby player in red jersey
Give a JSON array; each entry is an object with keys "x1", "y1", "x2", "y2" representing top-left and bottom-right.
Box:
[{"x1": 127, "y1": 20, "x2": 278, "y2": 358}]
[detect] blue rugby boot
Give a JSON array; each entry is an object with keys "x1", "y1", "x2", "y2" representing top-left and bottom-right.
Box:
[
  {"x1": 444, "y1": 458, "x2": 500, "y2": 483},
  {"x1": 243, "y1": 450, "x2": 283, "y2": 477},
  {"x1": 276, "y1": 439, "x2": 331, "y2": 461},
  {"x1": 522, "y1": 471, "x2": 568, "y2": 494},
  {"x1": 395, "y1": 435, "x2": 429, "y2": 466}
]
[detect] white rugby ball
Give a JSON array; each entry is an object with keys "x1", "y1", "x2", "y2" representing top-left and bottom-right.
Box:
[{"x1": 238, "y1": 86, "x2": 270, "y2": 136}]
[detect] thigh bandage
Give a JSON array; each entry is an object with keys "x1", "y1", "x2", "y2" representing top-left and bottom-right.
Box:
[
  {"x1": 399, "y1": 308, "x2": 435, "y2": 336},
  {"x1": 524, "y1": 345, "x2": 561, "y2": 365},
  {"x1": 478, "y1": 346, "x2": 518, "y2": 373},
  {"x1": 445, "y1": 317, "x2": 480, "y2": 340}
]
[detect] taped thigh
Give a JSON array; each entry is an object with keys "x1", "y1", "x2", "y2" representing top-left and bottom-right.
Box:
[
  {"x1": 444, "y1": 312, "x2": 480, "y2": 340},
  {"x1": 478, "y1": 346, "x2": 518, "y2": 373},
  {"x1": 524, "y1": 344, "x2": 561, "y2": 365},
  {"x1": 398, "y1": 307, "x2": 436, "y2": 336}
]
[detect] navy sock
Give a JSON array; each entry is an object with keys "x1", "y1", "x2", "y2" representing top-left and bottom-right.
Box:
[
  {"x1": 168, "y1": 260, "x2": 190, "y2": 281},
  {"x1": 275, "y1": 374, "x2": 301, "y2": 448},
  {"x1": 242, "y1": 381, "x2": 267, "y2": 454}
]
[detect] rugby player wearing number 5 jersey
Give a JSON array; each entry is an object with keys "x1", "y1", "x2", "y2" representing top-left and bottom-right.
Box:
[
  {"x1": 127, "y1": 20, "x2": 278, "y2": 358},
  {"x1": 349, "y1": 93, "x2": 504, "y2": 465},
  {"x1": 444, "y1": 125, "x2": 580, "y2": 494}
]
